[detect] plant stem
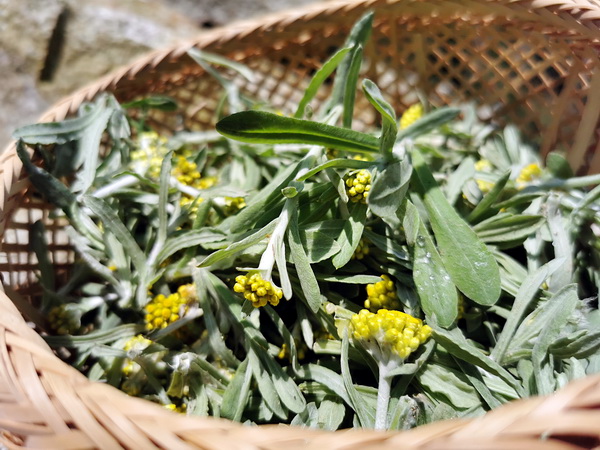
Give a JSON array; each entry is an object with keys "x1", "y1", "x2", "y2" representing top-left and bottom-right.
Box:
[{"x1": 375, "y1": 360, "x2": 393, "y2": 430}]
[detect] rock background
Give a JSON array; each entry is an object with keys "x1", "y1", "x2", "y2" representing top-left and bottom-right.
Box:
[{"x1": 0, "y1": 0, "x2": 319, "y2": 150}]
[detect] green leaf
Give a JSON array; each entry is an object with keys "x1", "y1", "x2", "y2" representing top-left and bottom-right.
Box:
[
  {"x1": 253, "y1": 342, "x2": 306, "y2": 414},
  {"x1": 44, "y1": 324, "x2": 144, "y2": 348},
  {"x1": 318, "y1": 274, "x2": 381, "y2": 284},
  {"x1": 13, "y1": 95, "x2": 112, "y2": 145},
  {"x1": 123, "y1": 95, "x2": 178, "y2": 111},
  {"x1": 188, "y1": 48, "x2": 255, "y2": 83},
  {"x1": 532, "y1": 284, "x2": 579, "y2": 395},
  {"x1": 295, "y1": 47, "x2": 351, "y2": 118},
  {"x1": 317, "y1": 399, "x2": 346, "y2": 430},
  {"x1": 65, "y1": 227, "x2": 120, "y2": 287},
  {"x1": 362, "y1": 79, "x2": 398, "y2": 157},
  {"x1": 546, "y1": 152, "x2": 574, "y2": 179},
  {"x1": 248, "y1": 348, "x2": 287, "y2": 419},
  {"x1": 362, "y1": 228, "x2": 410, "y2": 264},
  {"x1": 72, "y1": 103, "x2": 117, "y2": 194},
  {"x1": 198, "y1": 220, "x2": 276, "y2": 267},
  {"x1": 291, "y1": 403, "x2": 319, "y2": 428},
  {"x1": 193, "y1": 268, "x2": 240, "y2": 368},
  {"x1": 216, "y1": 111, "x2": 379, "y2": 154},
  {"x1": 29, "y1": 221, "x2": 55, "y2": 294},
  {"x1": 432, "y1": 326, "x2": 524, "y2": 396},
  {"x1": 550, "y1": 330, "x2": 600, "y2": 359},
  {"x1": 396, "y1": 107, "x2": 461, "y2": 142},
  {"x1": 473, "y1": 213, "x2": 545, "y2": 247},
  {"x1": 417, "y1": 363, "x2": 481, "y2": 410},
  {"x1": 341, "y1": 331, "x2": 375, "y2": 428},
  {"x1": 288, "y1": 204, "x2": 322, "y2": 313},
  {"x1": 295, "y1": 157, "x2": 372, "y2": 182},
  {"x1": 328, "y1": 11, "x2": 374, "y2": 113},
  {"x1": 157, "y1": 229, "x2": 227, "y2": 265},
  {"x1": 491, "y1": 258, "x2": 565, "y2": 364},
  {"x1": 546, "y1": 194, "x2": 573, "y2": 291},
  {"x1": 17, "y1": 141, "x2": 78, "y2": 214},
  {"x1": 299, "y1": 230, "x2": 341, "y2": 264},
  {"x1": 368, "y1": 158, "x2": 411, "y2": 223},
  {"x1": 445, "y1": 157, "x2": 475, "y2": 206},
  {"x1": 296, "y1": 364, "x2": 351, "y2": 405},
  {"x1": 229, "y1": 161, "x2": 299, "y2": 234},
  {"x1": 467, "y1": 170, "x2": 511, "y2": 224},
  {"x1": 82, "y1": 195, "x2": 146, "y2": 276},
  {"x1": 407, "y1": 204, "x2": 458, "y2": 328},
  {"x1": 342, "y1": 45, "x2": 365, "y2": 128},
  {"x1": 453, "y1": 358, "x2": 503, "y2": 409},
  {"x1": 147, "y1": 150, "x2": 173, "y2": 268},
  {"x1": 399, "y1": 200, "x2": 419, "y2": 247},
  {"x1": 332, "y1": 202, "x2": 367, "y2": 268},
  {"x1": 411, "y1": 149, "x2": 501, "y2": 306}
]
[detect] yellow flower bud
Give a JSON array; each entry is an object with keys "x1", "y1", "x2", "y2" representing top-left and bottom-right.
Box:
[
  {"x1": 232, "y1": 272, "x2": 282, "y2": 308},
  {"x1": 345, "y1": 169, "x2": 372, "y2": 204},
  {"x1": 365, "y1": 275, "x2": 401, "y2": 312},
  {"x1": 144, "y1": 286, "x2": 192, "y2": 331},
  {"x1": 350, "y1": 309, "x2": 431, "y2": 360},
  {"x1": 399, "y1": 103, "x2": 423, "y2": 129}
]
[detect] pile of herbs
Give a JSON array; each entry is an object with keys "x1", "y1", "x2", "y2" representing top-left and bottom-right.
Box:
[{"x1": 13, "y1": 13, "x2": 600, "y2": 431}]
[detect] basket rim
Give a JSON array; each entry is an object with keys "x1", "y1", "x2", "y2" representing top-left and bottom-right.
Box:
[{"x1": 2, "y1": 0, "x2": 600, "y2": 448}]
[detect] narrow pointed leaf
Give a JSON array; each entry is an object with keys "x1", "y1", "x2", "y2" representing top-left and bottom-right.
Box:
[
  {"x1": 288, "y1": 203, "x2": 322, "y2": 312},
  {"x1": 467, "y1": 170, "x2": 511, "y2": 223},
  {"x1": 295, "y1": 47, "x2": 351, "y2": 118},
  {"x1": 362, "y1": 79, "x2": 397, "y2": 157},
  {"x1": 396, "y1": 107, "x2": 461, "y2": 142},
  {"x1": 328, "y1": 11, "x2": 374, "y2": 110},
  {"x1": 368, "y1": 158, "x2": 411, "y2": 223},
  {"x1": 342, "y1": 45, "x2": 364, "y2": 128},
  {"x1": 217, "y1": 111, "x2": 379, "y2": 154}
]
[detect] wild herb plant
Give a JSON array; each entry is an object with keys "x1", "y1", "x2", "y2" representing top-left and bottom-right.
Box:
[{"x1": 14, "y1": 12, "x2": 600, "y2": 430}]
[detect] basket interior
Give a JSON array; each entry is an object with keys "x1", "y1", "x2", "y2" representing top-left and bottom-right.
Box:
[
  {"x1": 3, "y1": 2, "x2": 600, "y2": 291},
  {"x1": 1, "y1": 1, "x2": 600, "y2": 447}
]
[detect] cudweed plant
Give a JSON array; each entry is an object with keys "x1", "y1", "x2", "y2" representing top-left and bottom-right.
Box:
[{"x1": 13, "y1": 11, "x2": 600, "y2": 432}]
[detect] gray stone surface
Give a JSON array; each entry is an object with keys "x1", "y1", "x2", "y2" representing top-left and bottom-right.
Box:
[
  {"x1": 0, "y1": 0, "x2": 323, "y2": 150},
  {"x1": 0, "y1": 0, "x2": 64, "y2": 147},
  {"x1": 164, "y1": 0, "x2": 317, "y2": 28}
]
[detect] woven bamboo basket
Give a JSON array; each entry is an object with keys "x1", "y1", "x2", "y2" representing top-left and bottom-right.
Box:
[{"x1": 1, "y1": 0, "x2": 600, "y2": 448}]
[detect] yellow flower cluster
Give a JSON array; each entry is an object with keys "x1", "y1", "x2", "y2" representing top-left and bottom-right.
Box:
[
  {"x1": 172, "y1": 155, "x2": 217, "y2": 191},
  {"x1": 352, "y1": 237, "x2": 370, "y2": 260},
  {"x1": 350, "y1": 309, "x2": 432, "y2": 360},
  {"x1": 326, "y1": 148, "x2": 340, "y2": 160},
  {"x1": 165, "y1": 403, "x2": 187, "y2": 413},
  {"x1": 474, "y1": 159, "x2": 494, "y2": 194},
  {"x1": 516, "y1": 163, "x2": 542, "y2": 189},
  {"x1": 399, "y1": 103, "x2": 423, "y2": 129},
  {"x1": 122, "y1": 334, "x2": 153, "y2": 376},
  {"x1": 224, "y1": 196, "x2": 246, "y2": 216},
  {"x1": 179, "y1": 195, "x2": 204, "y2": 218},
  {"x1": 233, "y1": 273, "x2": 283, "y2": 308},
  {"x1": 345, "y1": 169, "x2": 371, "y2": 204},
  {"x1": 364, "y1": 275, "x2": 401, "y2": 312},
  {"x1": 172, "y1": 156, "x2": 202, "y2": 186},
  {"x1": 277, "y1": 342, "x2": 307, "y2": 361},
  {"x1": 144, "y1": 284, "x2": 195, "y2": 331},
  {"x1": 130, "y1": 131, "x2": 169, "y2": 179},
  {"x1": 48, "y1": 304, "x2": 81, "y2": 335}
]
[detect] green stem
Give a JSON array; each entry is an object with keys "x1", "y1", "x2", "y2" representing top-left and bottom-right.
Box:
[{"x1": 375, "y1": 360, "x2": 394, "y2": 430}]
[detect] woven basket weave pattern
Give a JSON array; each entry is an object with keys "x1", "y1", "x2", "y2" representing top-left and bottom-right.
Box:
[{"x1": 1, "y1": 0, "x2": 600, "y2": 448}]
